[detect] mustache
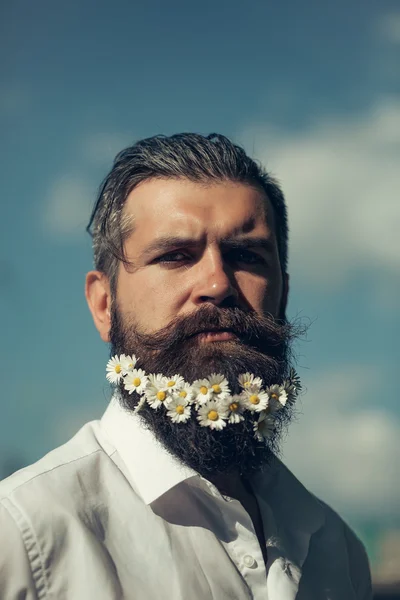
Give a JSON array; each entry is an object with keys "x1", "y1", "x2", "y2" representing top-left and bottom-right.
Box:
[{"x1": 126, "y1": 305, "x2": 302, "y2": 357}]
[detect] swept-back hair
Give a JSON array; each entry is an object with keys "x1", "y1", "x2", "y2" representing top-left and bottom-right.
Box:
[{"x1": 87, "y1": 133, "x2": 289, "y2": 292}]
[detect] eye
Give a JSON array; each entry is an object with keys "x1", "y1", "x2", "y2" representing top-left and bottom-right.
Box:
[
  {"x1": 227, "y1": 249, "x2": 266, "y2": 266},
  {"x1": 155, "y1": 251, "x2": 191, "y2": 264}
]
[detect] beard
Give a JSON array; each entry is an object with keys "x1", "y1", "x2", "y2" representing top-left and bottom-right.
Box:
[{"x1": 109, "y1": 303, "x2": 303, "y2": 478}]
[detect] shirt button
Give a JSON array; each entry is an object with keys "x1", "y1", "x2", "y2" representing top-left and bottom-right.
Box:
[{"x1": 243, "y1": 555, "x2": 257, "y2": 568}]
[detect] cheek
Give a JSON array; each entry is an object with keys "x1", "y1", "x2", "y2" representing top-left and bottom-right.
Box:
[
  {"x1": 116, "y1": 269, "x2": 190, "y2": 330},
  {"x1": 237, "y1": 273, "x2": 282, "y2": 315}
]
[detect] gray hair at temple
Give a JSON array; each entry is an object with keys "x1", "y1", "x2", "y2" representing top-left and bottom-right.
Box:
[{"x1": 86, "y1": 133, "x2": 289, "y2": 294}]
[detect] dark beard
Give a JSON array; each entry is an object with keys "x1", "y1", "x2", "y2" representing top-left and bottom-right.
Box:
[{"x1": 109, "y1": 304, "x2": 303, "y2": 478}]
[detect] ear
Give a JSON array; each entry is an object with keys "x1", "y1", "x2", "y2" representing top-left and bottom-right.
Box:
[
  {"x1": 85, "y1": 271, "x2": 112, "y2": 342},
  {"x1": 279, "y1": 272, "x2": 290, "y2": 320}
]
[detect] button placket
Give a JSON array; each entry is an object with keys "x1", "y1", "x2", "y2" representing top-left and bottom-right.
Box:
[{"x1": 243, "y1": 554, "x2": 257, "y2": 569}]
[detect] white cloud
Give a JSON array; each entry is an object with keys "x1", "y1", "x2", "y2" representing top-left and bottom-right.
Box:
[
  {"x1": 379, "y1": 11, "x2": 400, "y2": 44},
  {"x1": 239, "y1": 99, "x2": 400, "y2": 287},
  {"x1": 43, "y1": 174, "x2": 93, "y2": 237},
  {"x1": 283, "y1": 366, "x2": 400, "y2": 519}
]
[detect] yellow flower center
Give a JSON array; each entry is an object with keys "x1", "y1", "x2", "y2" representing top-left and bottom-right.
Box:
[
  {"x1": 249, "y1": 394, "x2": 260, "y2": 405},
  {"x1": 207, "y1": 410, "x2": 219, "y2": 421},
  {"x1": 176, "y1": 405, "x2": 185, "y2": 415},
  {"x1": 156, "y1": 391, "x2": 166, "y2": 401},
  {"x1": 133, "y1": 377, "x2": 141, "y2": 386},
  {"x1": 212, "y1": 384, "x2": 221, "y2": 394},
  {"x1": 200, "y1": 386, "x2": 208, "y2": 395},
  {"x1": 128, "y1": 363, "x2": 133, "y2": 370},
  {"x1": 270, "y1": 393, "x2": 279, "y2": 400},
  {"x1": 243, "y1": 381, "x2": 251, "y2": 388},
  {"x1": 115, "y1": 365, "x2": 122, "y2": 374},
  {"x1": 229, "y1": 402, "x2": 239, "y2": 412},
  {"x1": 167, "y1": 380, "x2": 175, "y2": 388}
]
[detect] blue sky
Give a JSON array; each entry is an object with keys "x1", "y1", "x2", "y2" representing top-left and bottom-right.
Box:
[{"x1": 1, "y1": 0, "x2": 399, "y2": 546}]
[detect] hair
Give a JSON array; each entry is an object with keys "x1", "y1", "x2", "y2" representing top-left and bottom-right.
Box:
[{"x1": 86, "y1": 133, "x2": 289, "y2": 293}]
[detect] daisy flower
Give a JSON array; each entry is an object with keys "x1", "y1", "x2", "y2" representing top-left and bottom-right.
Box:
[
  {"x1": 120, "y1": 354, "x2": 137, "y2": 374},
  {"x1": 145, "y1": 373, "x2": 171, "y2": 409},
  {"x1": 166, "y1": 396, "x2": 191, "y2": 423},
  {"x1": 222, "y1": 394, "x2": 246, "y2": 424},
  {"x1": 164, "y1": 374, "x2": 185, "y2": 393},
  {"x1": 253, "y1": 411, "x2": 275, "y2": 442},
  {"x1": 106, "y1": 355, "x2": 125, "y2": 384},
  {"x1": 172, "y1": 381, "x2": 194, "y2": 404},
  {"x1": 197, "y1": 400, "x2": 228, "y2": 431},
  {"x1": 243, "y1": 386, "x2": 269, "y2": 412},
  {"x1": 238, "y1": 373, "x2": 263, "y2": 392},
  {"x1": 123, "y1": 368, "x2": 148, "y2": 395},
  {"x1": 283, "y1": 369, "x2": 302, "y2": 403},
  {"x1": 192, "y1": 374, "x2": 230, "y2": 406},
  {"x1": 267, "y1": 384, "x2": 288, "y2": 411}
]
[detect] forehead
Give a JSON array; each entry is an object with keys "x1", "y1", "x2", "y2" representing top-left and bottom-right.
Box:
[{"x1": 123, "y1": 178, "x2": 276, "y2": 244}]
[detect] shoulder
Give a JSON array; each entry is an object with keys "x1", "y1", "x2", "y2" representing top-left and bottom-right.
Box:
[
  {"x1": 0, "y1": 419, "x2": 115, "y2": 501},
  {"x1": 316, "y1": 499, "x2": 372, "y2": 599},
  {"x1": 0, "y1": 419, "x2": 121, "y2": 537},
  {"x1": 264, "y1": 458, "x2": 372, "y2": 598}
]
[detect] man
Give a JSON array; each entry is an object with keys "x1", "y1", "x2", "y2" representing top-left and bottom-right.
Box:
[{"x1": 0, "y1": 133, "x2": 372, "y2": 599}]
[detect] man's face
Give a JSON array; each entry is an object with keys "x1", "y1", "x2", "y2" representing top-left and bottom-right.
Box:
[{"x1": 115, "y1": 178, "x2": 287, "y2": 334}]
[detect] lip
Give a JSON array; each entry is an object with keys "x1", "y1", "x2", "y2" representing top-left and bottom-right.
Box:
[{"x1": 196, "y1": 330, "x2": 237, "y2": 343}]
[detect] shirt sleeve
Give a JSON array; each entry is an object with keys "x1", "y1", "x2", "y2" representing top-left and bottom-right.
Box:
[
  {"x1": 0, "y1": 501, "x2": 41, "y2": 600},
  {"x1": 344, "y1": 522, "x2": 373, "y2": 600}
]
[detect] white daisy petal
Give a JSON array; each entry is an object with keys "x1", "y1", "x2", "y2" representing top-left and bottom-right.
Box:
[
  {"x1": 243, "y1": 388, "x2": 269, "y2": 412},
  {"x1": 123, "y1": 368, "x2": 149, "y2": 395},
  {"x1": 192, "y1": 378, "x2": 213, "y2": 405},
  {"x1": 207, "y1": 373, "x2": 231, "y2": 400},
  {"x1": 106, "y1": 355, "x2": 124, "y2": 384},
  {"x1": 145, "y1": 374, "x2": 172, "y2": 409},
  {"x1": 197, "y1": 400, "x2": 228, "y2": 430},
  {"x1": 267, "y1": 384, "x2": 288, "y2": 411},
  {"x1": 120, "y1": 354, "x2": 137, "y2": 374},
  {"x1": 164, "y1": 374, "x2": 185, "y2": 393},
  {"x1": 253, "y1": 411, "x2": 275, "y2": 442},
  {"x1": 222, "y1": 394, "x2": 246, "y2": 424},
  {"x1": 166, "y1": 396, "x2": 192, "y2": 423},
  {"x1": 173, "y1": 382, "x2": 194, "y2": 404},
  {"x1": 238, "y1": 373, "x2": 263, "y2": 391}
]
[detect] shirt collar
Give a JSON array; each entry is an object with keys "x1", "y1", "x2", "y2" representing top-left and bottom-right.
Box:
[{"x1": 101, "y1": 395, "x2": 197, "y2": 504}]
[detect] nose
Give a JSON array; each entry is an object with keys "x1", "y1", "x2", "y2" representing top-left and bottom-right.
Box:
[{"x1": 191, "y1": 247, "x2": 239, "y2": 307}]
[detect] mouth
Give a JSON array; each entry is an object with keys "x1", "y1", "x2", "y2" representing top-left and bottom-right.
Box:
[{"x1": 195, "y1": 329, "x2": 238, "y2": 343}]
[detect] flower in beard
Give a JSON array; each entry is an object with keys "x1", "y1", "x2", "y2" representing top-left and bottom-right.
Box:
[
  {"x1": 166, "y1": 395, "x2": 192, "y2": 423},
  {"x1": 106, "y1": 355, "x2": 125, "y2": 384},
  {"x1": 123, "y1": 368, "x2": 148, "y2": 395},
  {"x1": 238, "y1": 373, "x2": 263, "y2": 392},
  {"x1": 174, "y1": 381, "x2": 194, "y2": 404},
  {"x1": 145, "y1": 373, "x2": 171, "y2": 409},
  {"x1": 164, "y1": 374, "x2": 185, "y2": 393},
  {"x1": 197, "y1": 399, "x2": 229, "y2": 430},
  {"x1": 222, "y1": 394, "x2": 246, "y2": 424},
  {"x1": 284, "y1": 368, "x2": 302, "y2": 403},
  {"x1": 266, "y1": 384, "x2": 287, "y2": 411},
  {"x1": 253, "y1": 411, "x2": 275, "y2": 442},
  {"x1": 120, "y1": 354, "x2": 137, "y2": 374},
  {"x1": 192, "y1": 374, "x2": 230, "y2": 406},
  {"x1": 243, "y1": 386, "x2": 269, "y2": 412}
]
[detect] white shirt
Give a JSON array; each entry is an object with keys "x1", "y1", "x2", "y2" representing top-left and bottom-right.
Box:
[{"x1": 0, "y1": 396, "x2": 372, "y2": 599}]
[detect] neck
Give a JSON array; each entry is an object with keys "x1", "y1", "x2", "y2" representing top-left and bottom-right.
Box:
[{"x1": 208, "y1": 470, "x2": 252, "y2": 502}]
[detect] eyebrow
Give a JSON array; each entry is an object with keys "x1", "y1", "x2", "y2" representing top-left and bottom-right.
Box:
[{"x1": 140, "y1": 235, "x2": 275, "y2": 260}]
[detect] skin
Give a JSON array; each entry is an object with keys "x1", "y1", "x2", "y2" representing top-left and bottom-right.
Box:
[{"x1": 86, "y1": 178, "x2": 289, "y2": 570}]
